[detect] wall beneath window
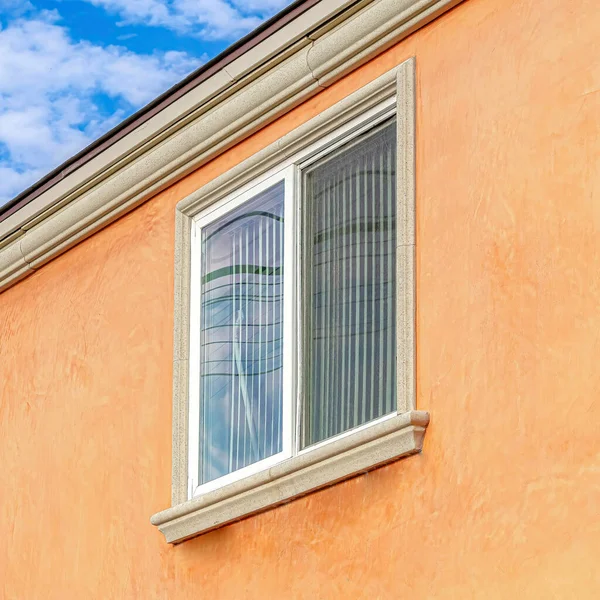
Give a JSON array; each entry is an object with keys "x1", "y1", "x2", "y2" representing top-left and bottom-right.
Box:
[{"x1": 1, "y1": 0, "x2": 599, "y2": 596}]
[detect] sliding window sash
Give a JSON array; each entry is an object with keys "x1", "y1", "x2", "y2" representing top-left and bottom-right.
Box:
[
  {"x1": 189, "y1": 168, "x2": 296, "y2": 498},
  {"x1": 302, "y1": 120, "x2": 397, "y2": 448}
]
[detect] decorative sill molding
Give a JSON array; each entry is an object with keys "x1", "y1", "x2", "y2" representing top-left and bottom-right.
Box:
[
  {"x1": 151, "y1": 410, "x2": 429, "y2": 543},
  {"x1": 0, "y1": 0, "x2": 463, "y2": 294}
]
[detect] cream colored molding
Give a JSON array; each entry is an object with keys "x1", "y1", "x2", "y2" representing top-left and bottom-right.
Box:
[
  {"x1": 0, "y1": 242, "x2": 32, "y2": 288},
  {"x1": 152, "y1": 410, "x2": 429, "y2": 544},
  {"x1": 153, "y1": 57, "x2": 422, "y2": 542},
  {"x1": 308, "y1": 0, "x2": 462, "y2": 86},
  {"x1": 396, "y1": 57, "x2": 416, "y2": 413},
  {"x1": 0, "y1": 0, "x2": 463, "y2": 294}
]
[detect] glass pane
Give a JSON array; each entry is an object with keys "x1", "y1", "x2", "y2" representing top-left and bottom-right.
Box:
[
  {"x1": 198, "y1": 181, "x2": 285, "y2": 485},
  {"x1": 303, "y1": 121, "x2": 396, "y2": 447}
]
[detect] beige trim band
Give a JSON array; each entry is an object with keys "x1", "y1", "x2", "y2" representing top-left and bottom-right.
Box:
[
  {"x1": 152, "y1": 410, "x2": 429, "y2": 543},
  {"x1": 0, "y1": 0, "x2": 463, "y2": 294},
  {"x1": 396, "y1": 58, "x2": 416, "y2": 413}
]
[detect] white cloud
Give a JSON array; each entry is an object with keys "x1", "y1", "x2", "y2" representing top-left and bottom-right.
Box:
[
  {"x1": 0, "y1": 166, "x2": 43, "y2": 197},
  {"x1": 83, "y1": 0, "x2": 291, "y2": 40},
  {"x1": 0, "y1": 14, "x2": 199, "y2": 204},
  {"x1": 230, "y1": 0, "x2": 290, "y2": 13},
  {"x1": 0, "y1": 0, "x2": 35, "y2": 15}
]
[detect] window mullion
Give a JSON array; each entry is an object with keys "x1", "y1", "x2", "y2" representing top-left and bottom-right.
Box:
[{"x1": 282, "y1": 165, "x2": 297, "y2": 459}]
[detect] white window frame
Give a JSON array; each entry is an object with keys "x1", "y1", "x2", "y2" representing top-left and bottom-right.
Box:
[
  {"x1": 188, "y1": 168, "x2": 297, "y2": 497},
  {"x1": 151, "y1": 57, "x2": 428, "y2": 544},
  {"x1": 188, "y1": 101, "x2": 397, "y2": 499}
]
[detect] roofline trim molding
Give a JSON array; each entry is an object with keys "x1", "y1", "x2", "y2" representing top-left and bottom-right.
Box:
[{"x1": 0, "y1": 0, "x2": 463, "y2": 294}]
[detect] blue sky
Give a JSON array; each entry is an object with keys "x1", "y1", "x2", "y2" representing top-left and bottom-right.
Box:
[{"x1": 0, "y1": 0, "x2": 293, "y2": 205}]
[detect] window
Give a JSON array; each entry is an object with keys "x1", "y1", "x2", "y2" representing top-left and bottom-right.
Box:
[
  {"x1": 189, "y1": 117, "x2": 397, "y2": 497},
  {"x1": 152, "y1": 58, "x2": 427, "y2": 543},
  {"x1": 189, "y1": 173, "x2": 294, "y2": 494}
]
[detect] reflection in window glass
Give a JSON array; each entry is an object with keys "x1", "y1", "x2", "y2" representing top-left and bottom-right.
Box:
[{"x1": 198, "y1": 182, "x2": 285, "y2": 485}]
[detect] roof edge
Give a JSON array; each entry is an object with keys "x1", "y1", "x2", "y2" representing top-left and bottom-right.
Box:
[
  {"x1": 0, "y1": 0, "x2": 326, "y2": 223},
  {"x1": 0, "y1": 0, "x2": 465, "y2": 294}
]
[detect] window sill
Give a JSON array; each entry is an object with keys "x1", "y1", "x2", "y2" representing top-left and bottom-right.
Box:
[{"x1": 150, "y1": 410, "x2": 429, "y2": 543}]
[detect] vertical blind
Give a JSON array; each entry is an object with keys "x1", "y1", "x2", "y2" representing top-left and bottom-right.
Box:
[
  {"x1": 198, "y1": 182, "x2": 285, "y2": 486},
  {"x1": 303, "y1": 120, "x2": 397, "y2": 447}
]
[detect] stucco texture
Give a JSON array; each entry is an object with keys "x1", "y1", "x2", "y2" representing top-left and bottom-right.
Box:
[{"x1": 1, "y1": 0, "x2": 599, "y2": 597}]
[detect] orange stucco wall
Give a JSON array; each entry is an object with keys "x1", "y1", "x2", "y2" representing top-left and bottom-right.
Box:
[{"x1": 1, "y1": 0, "x2": 599, "y2": 597}]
